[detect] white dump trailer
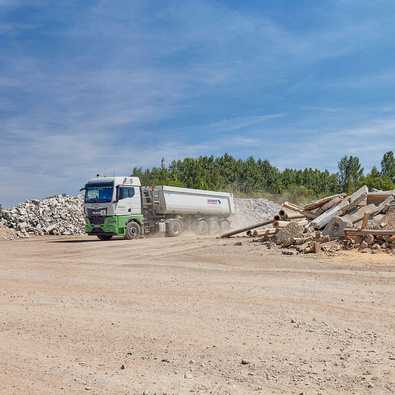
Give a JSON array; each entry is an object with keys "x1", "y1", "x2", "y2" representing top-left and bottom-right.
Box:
[
  {"x1": 82, "y1": 176, "x2": 235, "y2": 240},
  {"x1": 150, "y1": 185, "x2": 234, "y2": 216}
]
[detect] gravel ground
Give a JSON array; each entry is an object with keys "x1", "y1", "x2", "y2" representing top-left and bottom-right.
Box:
[{"x1": 0, "y1": 234, "x2": 394, "y2": 394}]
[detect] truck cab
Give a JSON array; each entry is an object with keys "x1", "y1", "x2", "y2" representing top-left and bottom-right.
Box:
[{"x1": 83, "y1": 177, "x2": 144, "y2": 240}]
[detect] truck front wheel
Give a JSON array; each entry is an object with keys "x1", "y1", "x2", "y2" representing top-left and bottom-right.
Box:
[{"x1": 124, "y1": 221, "x2": 141, "y2": 240}]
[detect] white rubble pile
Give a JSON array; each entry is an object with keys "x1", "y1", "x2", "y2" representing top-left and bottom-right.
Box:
[
  {"x1": 1, "y1": 195, "x2": 85, "y2": 238},
  {"x1": 0, "y1": 224, "x2": 16, "y2": 241},
  {"x1": 232, "y1": 198, "x2": 281, "y2": 229}
]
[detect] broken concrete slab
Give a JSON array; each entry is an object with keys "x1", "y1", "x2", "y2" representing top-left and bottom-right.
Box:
[
  {"x1": 275, "y1": 222, "x2": 305, "y2": 247},
  {"x1": 323, "y1": 216, "x2": 353, "y2": 238}
]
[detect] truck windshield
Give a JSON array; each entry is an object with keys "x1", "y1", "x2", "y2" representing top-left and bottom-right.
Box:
[{"x1": 85, "y1": 186, "x2": 114, "y2": 203}]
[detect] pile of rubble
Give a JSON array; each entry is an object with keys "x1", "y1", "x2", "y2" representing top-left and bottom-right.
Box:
[
  {"x1": 0, "y1": 224, "x2": 16, "y2": 241},
  {"x1": 0, "y1": 195, "x2": 85, "y2": 239},
  {"x1": 233, "y1": 198, "x2": 281, "y2": 229},
  {"x1": 226, "y1": 186, "x2": 395, "y2": 255}
]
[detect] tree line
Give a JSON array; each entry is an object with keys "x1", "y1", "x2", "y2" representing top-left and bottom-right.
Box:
[{"x1": 131, "y1": 151, "x2": 395, "y2": 204}]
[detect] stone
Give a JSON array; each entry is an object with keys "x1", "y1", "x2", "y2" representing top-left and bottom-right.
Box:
[
  {"x1": 241, "y1": 359, "x2": 250, "y2": 365},
  {"x1": 275, "y1": 222, "x2": 304, "y2": 247},
  {"x1": 361, "y1": 241, "x2": 369, "y2": 248},
  {"x1": 322, "y1": 216, "x2": 353, "y2": 238},
  {"x1": 1, "y1": 194, "x2": 85, "y2": 238},
  {"x1": 366, "y1": 234, "x2": 375, "y2": 245}
]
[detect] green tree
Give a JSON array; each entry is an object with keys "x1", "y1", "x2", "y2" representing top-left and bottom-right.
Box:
[
  {"x1": 381, "y1": 151, "x2": 395, "y2": 182},
  {"x1": 338, "y1": 155, "x2": 364, "y2": 194},
  {"x1": 359, "y1": 165, "x2": 395, "y2": 191}
]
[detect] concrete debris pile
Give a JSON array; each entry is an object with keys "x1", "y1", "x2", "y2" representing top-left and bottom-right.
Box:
[
  {"x1": 233, "y1": 198, "x2": 281, "y2": 229},
  {"x1": 0, "y1": 195, "x2": 85, "y2": 239},
  {"x1": 224, "y1": 186, "x2": 395, "y2": 255},
  {"x1": 0, "y1": 224, "x2": 16, "y2": 241}
]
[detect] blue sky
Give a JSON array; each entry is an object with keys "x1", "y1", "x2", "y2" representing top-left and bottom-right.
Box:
[{"x1": 1, "y1": 0, "x2": 395, "y2": 208}]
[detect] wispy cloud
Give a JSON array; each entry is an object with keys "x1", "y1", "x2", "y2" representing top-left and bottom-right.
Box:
[{"x1": 1, "y1": 0, "x2": 395, "y2": 208}]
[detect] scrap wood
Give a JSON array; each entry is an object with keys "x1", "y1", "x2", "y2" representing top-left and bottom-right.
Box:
[
  {"x1": 304, "y1": 193, "x2": 347, "y2": 211},
  {"x1": 220, "y1": 219, "x2": 273, "y2": 238},
  {"x1": 367, "y1": 190, "x2": 395, "y2": 204},
  {"x1": 344, "y1": 228, "x2": 395, "y2": 237},
  {"x1": 248, "y1": 228, "x2": 277, "y2": 237},
  {"x1": 282, "y1": 201, "x2": 304, "y2": 212}
]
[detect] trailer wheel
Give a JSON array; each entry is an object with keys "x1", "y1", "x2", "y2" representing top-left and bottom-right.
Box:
[
  {"x1": 220, "y1": 220, "x2": 230, "y2": 234},
  {"x1": 208, "y1": 220, "x2": 220, "y2": 235},
  {"x1": 197, "y1": 219, "x2": 208, "y2": 235},
  {"x1": 167, "y1": 220, "x2": 182, "y2": 237},
  {"x1": 124, "y1": 221, "x2": 141, "y2": 240},
  {"x1": 97, "y1": 235, "x2": 113, "y2": 241}
]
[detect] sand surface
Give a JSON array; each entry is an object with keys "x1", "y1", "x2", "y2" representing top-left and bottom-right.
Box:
[{"x1": 1, "y1": 235, "x2": 394, "y2": 394}]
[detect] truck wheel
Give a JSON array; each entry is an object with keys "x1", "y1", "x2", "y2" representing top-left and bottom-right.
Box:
[
  {"x1": 124, "y1": 221, "x2": 140, "y2": 240},
  {"x1": 197, "y1": 220, "x2": 208, "y2": 235},
  {"x1": 220, "y1": 220, "x2": 230, "y2": 234},
  {"x1": 97, "y1": 235, "x2": 113, "y2": 241},
  {"x1": 208, "y1": 220, "x2": 220, "y2": 235},
  {"x1": 167, "y1": 220, "x2": 182, "y2": 237}
]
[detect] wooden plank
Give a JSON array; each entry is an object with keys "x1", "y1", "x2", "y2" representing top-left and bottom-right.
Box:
[
  {"x1": 304, "y1": 193, "x2": 347, "y2": 211},
  {"x1": 220, "y1": 219, "x2": 273, "y2": 238},
  {"x1": 250, "y1": 228, "x2": 277, "y2": 237},
  {"x1": 367, "y1": 190, "x2": 394, "y2": 204},
  {"x1": 320, "y1": 195, "x2": 345, "y2": 212},
  {"x1": 304, "y1": 193, "x2": 346, "y2": 211},
  {"x1": 273, "y1": 220, "x2": 290, "y2": 229},
  {"x1": 282, "y1": 202, "x2": 304, "y2": 212},
  {"x1": 285, "y1": 212, "x2": 305, "y2": 220},
  {"x1": 344, "y1": 228, "x2": 395, "y2": 236},
  {"x1": 361, "y1": 212, "x2": 370, "y2": 229}
]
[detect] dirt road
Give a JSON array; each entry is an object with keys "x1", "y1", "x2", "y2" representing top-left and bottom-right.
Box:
[{"x1": 0, "y1": 235, "x2": 394, "y2": 394}]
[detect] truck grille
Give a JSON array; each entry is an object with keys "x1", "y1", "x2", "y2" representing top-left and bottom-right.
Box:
[{"x1": 89, "y1": 216, "x2": 106, "y2": 225}]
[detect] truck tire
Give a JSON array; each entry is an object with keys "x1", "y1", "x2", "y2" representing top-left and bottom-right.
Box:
[
  {"x1": 208, "y1": 220, "x2": 220, "y2": 235},
  {"x1": 97, "y1": 235, "x2": 113, "y2": 241},
  {"x1": 124, "y1": 221, "x2": 141, "y2": 240},
  {"x1": 167, "y1": 220, "x2": 182, "y2": 237},
  {"x1": 220, "y1": 220, "x2": 230, "y2": 234},
  {"x1": 197, "y1": 219, "x2": 208, "y2": 235}
]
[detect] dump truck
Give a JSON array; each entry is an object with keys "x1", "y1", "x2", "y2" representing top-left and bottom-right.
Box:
[{"x1": 82, "y1": 176, "x2": 235, "y2": 240}]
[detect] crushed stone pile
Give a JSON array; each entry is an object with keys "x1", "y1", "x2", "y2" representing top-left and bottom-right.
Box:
[
  {"x1": 0, "y1": 224, "x2": 16, "y2": 241},
  {"x1": 1, "y1": 195, "x2": 85, "y2": 239},
  {"x1": 233, "y1": 198, "x2": 281, "y2": 230}
]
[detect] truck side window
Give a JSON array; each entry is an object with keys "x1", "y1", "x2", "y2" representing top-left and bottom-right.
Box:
[
  {"x1": 119, "y1": 187, "x2": 135, "y2": 200},
  {"x1": 127, "y1": 187, "x2": 135, "y2": 198}
]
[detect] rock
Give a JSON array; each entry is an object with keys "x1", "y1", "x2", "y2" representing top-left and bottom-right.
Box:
[
  {"x1": 241, "y1": 359, "x2": 250, "y2": 365},
  {"x1": 366, "y1": 234, "x2": 375, "y2": 245},
  {"x1": 233, "y1": 198, "x2": 281, "y2": 230},
  {"x1": 1, "y1": 194, "x2": 85, "y2": 238},
  {"x1": 275, "y1": 222, "x2": 304, "y2": 247},
  {"x1": 322, "y1": 216, "x2": 353, "y2": 238}
]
